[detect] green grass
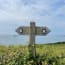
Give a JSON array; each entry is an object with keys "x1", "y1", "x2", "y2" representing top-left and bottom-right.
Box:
[{"x1": 0, "y1": 42, "x2": 65, "y2": 65}]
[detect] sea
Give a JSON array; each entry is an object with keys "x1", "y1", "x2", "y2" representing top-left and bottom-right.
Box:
[{"x1": 0, "y1": 35, "x2": 65, "y2": 46}]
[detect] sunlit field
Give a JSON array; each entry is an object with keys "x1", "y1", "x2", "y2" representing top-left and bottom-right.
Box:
[{"x1": 0, "y1": 42, "x2": 65, "y2": 65}]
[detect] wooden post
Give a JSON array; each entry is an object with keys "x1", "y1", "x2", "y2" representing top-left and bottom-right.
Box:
[
  {"x1": 16, "y1": 21, "x2": 50, "y2": 62},
  {"x1": 29, "y1": 22, "x2": 36, "y2": 58}
]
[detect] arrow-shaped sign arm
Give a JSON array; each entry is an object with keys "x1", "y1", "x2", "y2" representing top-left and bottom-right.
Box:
[
  {"x1": 16, "y1": 26, "x2": 30, "y2": 35},
  {"x1": 35, "y1": 27, "x2": 51, "y2": 36},
  {"x1": 16, "y1": 26, "x2": 23, "y2": 35}
]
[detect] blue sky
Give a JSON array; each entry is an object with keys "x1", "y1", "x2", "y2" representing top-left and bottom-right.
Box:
[{"x1": 0, "y1": 0, "x2": 65, "y2": 35}]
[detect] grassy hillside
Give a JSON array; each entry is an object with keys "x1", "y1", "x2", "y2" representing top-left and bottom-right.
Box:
[{"x1": 0, "y1": 42, "x2": 65, "y2": 65}]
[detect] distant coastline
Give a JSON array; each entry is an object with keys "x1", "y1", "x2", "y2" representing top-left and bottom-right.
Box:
[{"x1": 0, "y1": 35, "x2": 65, "y2": 45}]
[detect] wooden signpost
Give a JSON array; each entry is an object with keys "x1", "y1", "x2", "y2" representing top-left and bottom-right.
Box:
[{"x1": 16, "y1": 21, "x2": 50, "y2": 64}]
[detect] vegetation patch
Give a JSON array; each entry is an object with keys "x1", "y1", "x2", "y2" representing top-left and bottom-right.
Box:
[{"x1": 0, "y1": 42, "x2": 65, "y2": 65}]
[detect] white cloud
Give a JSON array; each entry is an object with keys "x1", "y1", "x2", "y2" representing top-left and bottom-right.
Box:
[
  {"x1": 0, "y1": 0, "x2": 65, "y2": 22},
  {"x1": 0, "y1": 0, "x2": 65, "y2": 34}
]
